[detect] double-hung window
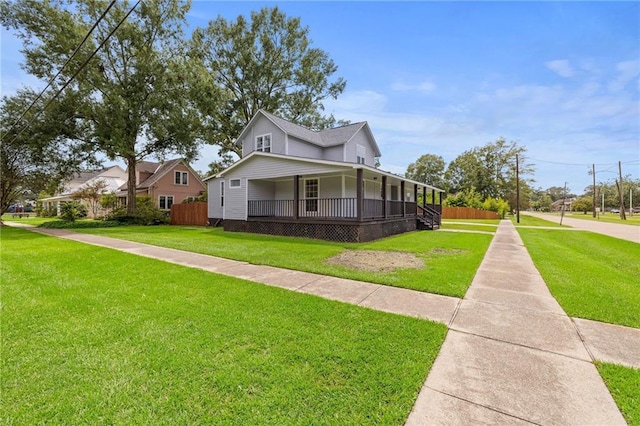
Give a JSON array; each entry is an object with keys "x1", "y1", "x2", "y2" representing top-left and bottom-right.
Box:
[
  {"x1": 256, "y1": 134, "x2": 271, "y2": 152},
  {"x1": 175, "y1": 171, "x2": 188, "y2": 185},
  {"x1": 159, "y1": 195, "x2": 174, "y2": 210},
  {"x1": 304, "y1": 178, "x2": 319, "y2": 212},
  {"x1": 356, "y1": 145, "x2": 366, "y2": 164}
]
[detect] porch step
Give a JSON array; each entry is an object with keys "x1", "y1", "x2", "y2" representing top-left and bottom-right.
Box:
[{"x1": 417, "y1": 216, "x2": 438, "y2": 231}]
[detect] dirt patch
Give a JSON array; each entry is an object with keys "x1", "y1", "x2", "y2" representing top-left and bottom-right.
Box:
[
  {"x1": 326, "y1": 250, "x2": 423, "y2": 273},
  {"x1": 430, "y1": 247, "x2": 467, "y2": 255}
]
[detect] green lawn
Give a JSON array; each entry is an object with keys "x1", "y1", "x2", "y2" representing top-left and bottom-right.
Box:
[
  {"x1": 565, "y1": 212, "x2": 640, "y2": 226},
  {"x1": 441, "y1": 218, "x2": 501, "y2": 225},
  {"x1": 597, "y1": 363, "x2": 640, "y2": 425},
  {"x1": 74, "y1": 226, "x2": 493, "y2": 298},
  {"x1": 1, "y1": 214, "x2": 58, "y2": 226},
  {"x1": 516, "y1": 228, "x2": 640, "y2": 328},
  {"x1": 511, "y1": 214, "x2": 567, "y2": 227},
  {"x1": 1, "y1": 226, "x2": 447, "y2": 424}
]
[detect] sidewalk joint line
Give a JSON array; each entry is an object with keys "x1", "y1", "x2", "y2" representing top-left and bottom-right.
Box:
[
  {"x1": 423, "y1": 386, "x2": 542, "y2": 426},
  {"x1": 570, "y1": 317, "x2": 596, "y2": 363},
  {"x1": 448, "y1": 328, "x2": 593, "y2": 363}
]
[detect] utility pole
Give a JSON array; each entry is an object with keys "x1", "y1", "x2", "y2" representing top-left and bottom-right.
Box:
[
  {"x1": 618, "y1": 161, "x2": 626, "y2": 220},
  {"x1": 592, "y1": 164, "x2": 596, "y2": 218},
  {"x1": 560, "y1": 182, "x2": 567, "y2": 226},
  {"x1": 516, "y1": 154, "x2": 520, "y2": 223}
]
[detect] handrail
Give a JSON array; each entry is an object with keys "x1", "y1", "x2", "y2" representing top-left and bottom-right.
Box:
[{"x1": 417, "y1": 204, "x2": 441, "y2": 227}]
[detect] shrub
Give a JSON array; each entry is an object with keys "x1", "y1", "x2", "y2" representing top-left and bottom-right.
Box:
[
  {"x1": 107, "y1": 196, "x2": 169, "y2": 225},
  {"x1": 38, "y1": 220, "x2": 121, "y2": 229},
  {"x1": 482, "y1": 197, "x2": 510, "y2": 219},
  {"x1": 59, "y1": 201, "x2": 87, "y2": 222}
]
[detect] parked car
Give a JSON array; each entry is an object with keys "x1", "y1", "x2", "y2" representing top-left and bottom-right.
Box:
[{"x1": 610, "y1": 208, "x2": 620, "y2": 213}]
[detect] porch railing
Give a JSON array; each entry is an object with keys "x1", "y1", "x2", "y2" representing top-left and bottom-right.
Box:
[{"x1": 248, "y1": 198, "x2": 419, "y2": 221}]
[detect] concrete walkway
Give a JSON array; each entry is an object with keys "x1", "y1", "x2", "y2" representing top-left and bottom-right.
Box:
[
  {"x1": 7, "y1": 221, "x2": 640, "y2": 424},
  {"x1": 522, "y1": 211, "x2": 640, "y2": 243},
  {"x1": 406, "y1": 220, "x2": 631, "y2": 425}
]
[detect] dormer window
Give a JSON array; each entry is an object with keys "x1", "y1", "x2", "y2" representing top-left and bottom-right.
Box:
[
  {"x1": 256, "y1": 134, "x2": 271, "y2": 153},
  {"x1": 356, "y1": 145, "x2": 366, "y2": 164}
]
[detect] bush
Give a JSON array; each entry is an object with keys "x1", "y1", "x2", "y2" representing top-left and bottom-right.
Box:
[
  {"x1": 482, "y1": 197, "x2": 510, "y2": 219},
  {"x1": 38, "y1": 220, "x2": 121, "y2": 229},
  {"x1": 59, "y1": 201, "x2": 87, "y2": 222},
  {"x1": 107, "y1": 196, "x2": 169, "y2": 225}
]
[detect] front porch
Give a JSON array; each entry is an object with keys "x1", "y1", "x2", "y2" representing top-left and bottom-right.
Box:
[{"x1": 226, "y1": 169, "x2": 443, "y2": 242}]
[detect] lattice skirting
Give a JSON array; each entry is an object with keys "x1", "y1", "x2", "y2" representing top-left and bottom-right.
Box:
[{"x1": 218, "y1": 218, "x2": 418, "y2": 243}]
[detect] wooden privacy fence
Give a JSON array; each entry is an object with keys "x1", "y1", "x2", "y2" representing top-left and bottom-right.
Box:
[
  {"x1": 442, "y1": 206, "x2": 500, "y2": 220},
  {"x1": 170, "y1": 202, "x2": 208, "y2": 226}
]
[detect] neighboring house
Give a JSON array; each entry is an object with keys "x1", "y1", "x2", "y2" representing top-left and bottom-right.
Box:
[
  {"x1": 204, "y1": 110, "x2": 444, "y2": 242},
  {"x1": 40, "y1": 165, "x2": 127, "y2": 218},
  {"x1": 551, "y1": 198, "x2": 575, "y2": 212},
  {"x1": 116, "y1": 158, "x2": 206, "y2": 211}
]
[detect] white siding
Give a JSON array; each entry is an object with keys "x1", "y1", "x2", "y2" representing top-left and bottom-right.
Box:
[
  {"x1": 344, "y1": 129, "x2": 376, "y2": 166},
  {"x1": 226, "y1": 156, "x2": 350, "y2": 181},
  {"x1": 287, "y1": 135, "x2": 323, "y2": 159},
  {"x1": 249, "y1": 180, "x2": 275, "y2": 200},
  {"x1": 364, "y1": 179, "x2": 382, "y2": 199},
  {"x1": 208, "y1": 178, "x2": 224, "y2": 218},
  {"x1": 241, "y1": 116, "x2": 286, "y2": 157},
  {"x1": 323, "y1": 145, "x2": 344, "y2": 162},
  {"x1": 320, "y1": 176, "x2": 342, "y2": 198},
  {"x1": 217, "y1": 172, "x2": 247, "y2": 220},
  {"x1": 275, "y1": 180, "x2": 293, "y2": 200}
]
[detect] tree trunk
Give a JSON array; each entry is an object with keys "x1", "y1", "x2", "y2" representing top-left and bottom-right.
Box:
[{"x1": 126, "y1": 156, "x2": 137, "y2": 215}]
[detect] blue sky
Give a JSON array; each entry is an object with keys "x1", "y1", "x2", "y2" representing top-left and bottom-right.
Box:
[{"x1": 2, "y1": 1, "x2": 639, "y2": 194}]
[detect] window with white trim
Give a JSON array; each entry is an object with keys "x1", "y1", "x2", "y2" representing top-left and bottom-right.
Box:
[
  {"x1": 356, "y1": 145, "x2": 366, "y2": 164},
  {"x1": 220, "y1": 181, "x2": 224, "y2": 206},
  {"x1": 256, "y1": 134, "x2": 271, "y2": 152},
  {"x1": 174, "y1": 171, "x2": 188, "y2": 185},
  {"x1": 304, "y1": 178, "x2": 318, "y2": 212},
  {"x1": 229, "y1": 179, "x2": 241, "y2": 188},
  {"x1": 159, "y1": 195, "x2": 174, "y2": 210}
]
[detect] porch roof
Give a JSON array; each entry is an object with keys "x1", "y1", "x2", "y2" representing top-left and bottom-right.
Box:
[{"x1": 204, "y1": 151, "x2": 445, "y2": 192}]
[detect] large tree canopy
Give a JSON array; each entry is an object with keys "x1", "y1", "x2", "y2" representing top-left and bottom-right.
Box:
[
  {"x1": 2, "y1": 0, "x2": 200, "y2": 213},
  {"x1": 405, "y1": 154, "x2": 446, "y2": 189},
  {"x1": 0, "y1": 90, "x2": 91, "y2": 218},
  {"x1": 190, "y1": 6, "x2": 347, "y2": 157},
  {"x1": 444, "y1": 138, "x2": 534, "y2": 209}
]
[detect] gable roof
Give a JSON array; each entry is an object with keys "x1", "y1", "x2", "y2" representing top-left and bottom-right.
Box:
[
  {"x1": 119, "y1": 158, "x2": 205, "y2": 191},
  {"x1": 235, "y1": 110, "x2": 382, "y2": 157}
]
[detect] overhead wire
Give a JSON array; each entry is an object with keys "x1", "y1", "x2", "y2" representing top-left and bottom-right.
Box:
[
  {"x1": 1, "y1": 0, "x2": 142, "y2": 144},
  {"x1": 2, "y1": 0, "x2": 118, "y2": 140}
]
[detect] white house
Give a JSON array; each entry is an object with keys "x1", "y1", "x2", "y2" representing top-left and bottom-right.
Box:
[
  {"x1": 41, "y1": 165, "x2": 127, "y2": 218},
  {"x1": 204, "y1": 110, "x2": 444, "y2": 242}
]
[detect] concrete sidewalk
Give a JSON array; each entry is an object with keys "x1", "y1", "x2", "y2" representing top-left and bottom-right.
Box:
[
  {"x1": 7, "y1": 221, "x2": 639, "y2": 424},
  {"x1": 522, "y1": 211, "x2": 640, "y2": 243},
  {"x1": 406, "y1": 220, "x2": 630, "y2": 425}
]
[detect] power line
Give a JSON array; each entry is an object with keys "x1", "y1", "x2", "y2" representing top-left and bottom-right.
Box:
[
  {"x1": 528, "y1": 158, "x2": 639, "y2": 167},
  {"x1": 3, "y1": 0, "x2": 118, "y2": 139},
  {"x1": 2, "y1": 0, "x2": 142, "y2": 145}
]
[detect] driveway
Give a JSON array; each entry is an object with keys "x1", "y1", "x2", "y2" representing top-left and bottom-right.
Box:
[{"x1": 522, "y1": 211, "x2": 640, "y2": 243}]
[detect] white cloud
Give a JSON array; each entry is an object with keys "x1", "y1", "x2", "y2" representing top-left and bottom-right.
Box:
[
  {"x1": 608, "y1": 59, "x2": 640, "y2": 92},
  {"x1": 545, "y1": 59, "x2": 574, "y2": 78}
]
